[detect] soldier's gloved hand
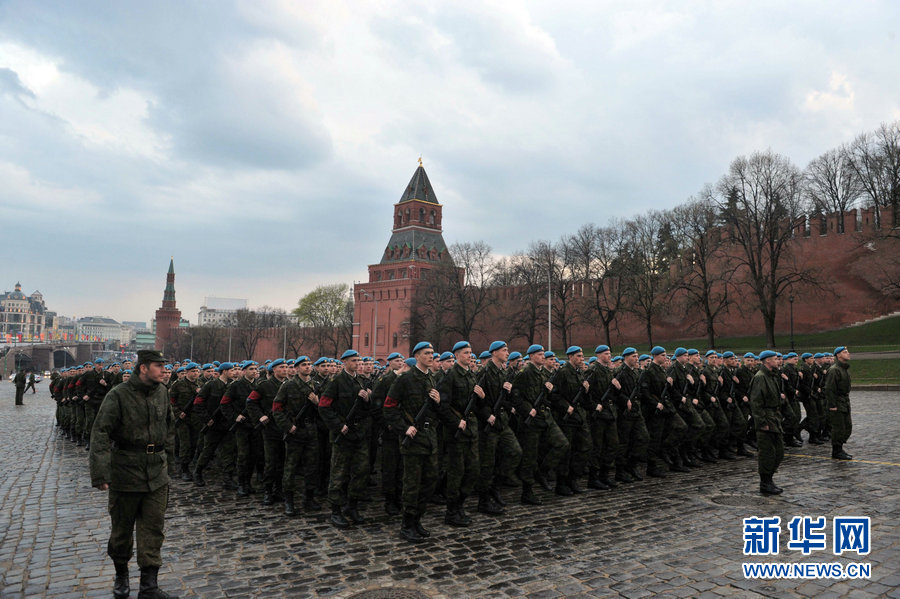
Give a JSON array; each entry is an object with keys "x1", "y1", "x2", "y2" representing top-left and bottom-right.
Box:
[
  {"x1": 474, "y1": 385, "x2": 485, "y2": 398},
  {"x1": 405, "y1": 425, "x2": 417, "y2": 438}
]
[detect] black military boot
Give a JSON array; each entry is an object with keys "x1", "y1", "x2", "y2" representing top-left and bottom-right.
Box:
[
  {"x1": 180, "y1": 463, "x2": 192, "y2": 482},
  {"x1": 344, "y1": 499, "x2": 365, "y2": 524},
  {"x1": 520, "y1": 483, "x2": 543, "y2": 505},
  {"x1": 568, "y1": 475, "x2": 583, "y2": 494},
  {"x1": 263, "y1": 484, "x2": 274, "y2": 506},
  {"x1": 303, "y1": 488, "x2": 321, "y2": 511},
  {"x1": 626, "y1": 464, "x2": 644, "y2": 481},
  {"x1": 137, "y1": 566, "x2": 179, "y2": 599},
  {"x1": 222, "y1": 472, "x2": 237, "y2": 491},
  {"x1": 444, "y1": 501, "x2": 468, "y2": 526},
  {"x1": 555, "y1": 478, "x2": 573, "y2": 497},
  {"x1": 458, "y1": 494, "x2": 473, "y2": 525},
  {"x1": 384, "y1": 495, "x2": 401, "y2": 516},
  {"x1": 535, "y1": 468, "x2": 553, "y2": 492},
  {"x1": 284, "y1": 491, "x2": 296, "y2": 517},
  {"x1": 400, "y1": 512, "x2": 423, "y2": 543},
  {"x1": 76, "y1": 434, "x2": 84, "y2": 447},
  {"x1": 330, "y1": 504, "x2": 350, "y2": 528},
  {"x1": 736, "y1": 441, "x2": 754, "y2": 457},
  {"x1": 414, "y1": 514, "x2": 431, "y2": 538},
  {"x1": 681, "y1": 447, "x2": 699, "y2": 468},
  {"x1": 669, "y1": 449, "x2": 690, "y2": 472},
  {"x1": 272, "y1": 483, "x2": 284, "y2": 502},
  {"x1": 614, "y1": 466, "x2": 635, "y2": 483},
  {"x1": 84, "y1": 440, "x2": 90, "y2": 451},
  {"x1": 598, "y1": 468, "x2": 617, "y2": 488},
  {"x1": 646, "y1": 462, "x2": 667, "y2": 478},
  {"x1": 718, "y1": 446, "x2": 737, "y2": 460},
  {"x1": 789, "y1": 437, "x2": 804, "y2": 448},
  {"x1": 192, "y1": 465, "x2": 206, "y2": 487},
  {"x1": 808, "y1": 433, "x2": 825, "y2": 445},
  {"x1": 489, "y1": 487, "x2": 507, "y2": 507},
  {"x1": 477, "y1": 492, "x2": 504, "y2": 515},
  {"x1": 700, "y1": 447, "x2": 718, "y2": 463},
  {"x1": 113, "y1": 561, "x2": 130, "y2": 599},
  {"x1": 588, "y1": 468, "x2": 611, "y2": 490},
  {"x1": 832, "y1": 444, "x2": 853, "y2": 460},
  {"x1": 759, "y1": 474, "x2": 782, "y2": 496},
  {"x1": 236, "y1": 475, "x2": 250, "y2": 497}
]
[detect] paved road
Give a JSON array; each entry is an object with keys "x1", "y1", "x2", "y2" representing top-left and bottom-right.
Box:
[{"x1": 1, "y1": 384, "x2": 897, "y2": 599}]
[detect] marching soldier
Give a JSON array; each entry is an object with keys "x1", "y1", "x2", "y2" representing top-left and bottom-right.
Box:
[
  {"x1": 749, "y1": 350, "x2": 784, "y2": 495},
  {"x1": 825, "y1": 346, "x2": 853, "y2": 460},
  {"x1": 192, "y1": 363, "x2": 238, "y2": 490},
  {"x1": 219, "y1": 361, "x2": 261, "y2": 496},
  {"x1": 798, "y1": 352, "x2": 824, "y2": 445},
  {"x1": 780, "y1": 352, "x2": 804, "y2": 447},
  {"x1": 614, "y1": 348, "x2": 650, "y2": 482},
  {"x1": 78, "y1": 358, "x2": 113, "y2": 451},
  {"x1": 641, "y1": 346, "x2": 685, "y2": 476},
  {"x1": 584, "y1": 345, "x2": 619, "y2": 489},
  {"x1": 169, "y1": 362, "x2": 202, "y2": 481},
  {"x1": 549, "y1": 346, "x2": 591, "y2": 495},
  {"x1": 372, "y1": 352, "x2": 406, "y2": 515},
  {"x1": 246, "y1": 359, "x2": 289, "y2": 506},
  {"x1": 701, "y1": 351, "x2": 734, "y2": 460}
]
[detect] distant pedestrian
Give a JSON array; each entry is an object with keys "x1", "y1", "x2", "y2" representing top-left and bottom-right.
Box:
[
  {"x1": 14, "y1": 370, "x2": 26, "y2": 405},
  {"x1": 25, "y1": 371, "x2": 37, "y2": 394}
]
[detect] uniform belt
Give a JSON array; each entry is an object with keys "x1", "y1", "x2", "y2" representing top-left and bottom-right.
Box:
[{"x1": 113, "y1": 440, "x2": 166, "y2": 454}]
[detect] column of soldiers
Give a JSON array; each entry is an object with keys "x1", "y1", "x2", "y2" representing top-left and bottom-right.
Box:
[{"x1": 50, "y1": 343, "x2": 853, "y2": 544}]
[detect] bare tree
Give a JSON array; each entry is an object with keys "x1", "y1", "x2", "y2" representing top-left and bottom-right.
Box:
[
  {"x1": 492, "y1": 253, "x2": 548, "y2": 346},
  {"x1": 531, "y1": 239, "x2": 580, "y2": 350},
  {"x1": 668, "y1": 193, "x2": 737, "y2": 347},
  {"x1": 231, "y1": 309, "x2": 267, "y2": 360},
  {"x1": 716, "y1": 151, "x2": 821, "y2": 348},
  {"x1": 620, "y1": 211, "x2": 674, "y2": 347},
  {"x1": 847, "y1": 121, "x2": 900, "y2": 226},
  {"x1": 804, "y1": 146, "x2": 863, "y2": 233},
  {"x1": 569, "y1": 222, "x2": 627, "y2": 347},
  {"x1": 292, "y1": 284, "x2": 354, "y2": 357}
]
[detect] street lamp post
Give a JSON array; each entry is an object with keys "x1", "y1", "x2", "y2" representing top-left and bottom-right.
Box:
[
  {"x1": 789, "y1": 295, "x2": 795, "y2": 352},
  {"x1": 528, "y1": 256, "x2": 553, "y2": 351}
]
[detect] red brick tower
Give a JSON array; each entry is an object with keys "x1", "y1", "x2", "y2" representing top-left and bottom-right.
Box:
[
  {"x1": 353, "y1": 159, "x2": 453, "y2": 359},
  {"x1": 154, "y1": 257, "x2": 182, "y2": 350}
]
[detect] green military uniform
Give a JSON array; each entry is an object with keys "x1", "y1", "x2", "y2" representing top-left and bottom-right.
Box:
[
  {"x1": 700, "y1": 363, "x2": 731, "y2": 459},
  {"x1": 168, "y1": 376, "x2": 201, "y2": 479},
  {"x1": 511, "y1": 361, "x2": 568, "y2": 500},
  {"x1": 372, "y1": 367, "x2": 403, "y2": 512},
  {"x1": 780, "y1": 361, "x2": 802, "y2": 446},
  {"x1": 641, "y1": 360, "x2": 685, "y2": 473},
  {"x1": 78, "y1": 366, "x2": 113, "y2": 450},
  {"x1": 584, "y1": 361, "x2": 619, "y2": 487},
  {"x1": 549, "y1": 361, "x2": 591, "y2": 494},
  {"x1": 436, "y1": 362, "x2": 481, "y2": 521},
  {"x1": 614, "y1": 361, "x2": 649, "y2": 481},
  {"x1": 813, "y1": 359, "x2": 830, "y2": 439},
  {"x1": 749, "y1": 357, "x2": 784, "y2": 493},
  {"x1": 88, "y1": 350, "x2": 178, "y2": 599},
  {"x1": 193, "y1": 375, "x2": 237, "y2": 489},
  {"x1": 385, "y1": 363, "x2": 440, "y2": 538},
  {"x1": 319, "y1": 368, "x2": 372, "y2": 523},
  {"x1": 824, "y1": 357, "x2": 852, "y2": 458},
  {"x1": 272, "y1": 374, "x2": 320, "y2": 512},
  {"x1": 474, "y1": 360, "x2": 522, "y2": 512},
  {"x1": 14, "y1": 370, "x2": 26, "y2": 405},
  {"x1": 219, "y1": 373, "x2": 260, "y2": 496},
  {"x1": 668, "y1": 360, "x2": 706, "y2": 465},
  {"x1": 246, "y1": 372, "x2": 287, "y2": 503}
]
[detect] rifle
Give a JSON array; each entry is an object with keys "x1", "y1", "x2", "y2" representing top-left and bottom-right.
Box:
[
  {"x1": 227, "y1": 408, "x2": 250, "y2": 433},
  {"x1": 335, "y1": 387, "x2": 368, "y2": 445},
  {"x1": 198, "y1": 406, "x2": 222, "y2": 435},
  {"x1": 562, "y1": 367, "x2": 594, "y2": 423},
  {"x1": 624, "y1": 367, "x2": 648, "y2": 414},
  {"x1": 523, "y1": 369, "x2": 563, "y2": 426},
  {"x1": 282, "y1": 394, "x2": 315, "y2": 441},
  {"x1": 482, "y1": 375, "x2": 513, "y2": 433},
  {"x1": 401, "y1": 376, "x2": 437, "y2": 447},
  {"x1": 454, "y1": 372, "x2": 487, "y2": 440}
]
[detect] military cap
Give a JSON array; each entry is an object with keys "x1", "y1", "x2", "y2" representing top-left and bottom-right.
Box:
[
  {"x1": 639, "y1": 354, "x2": 650, "y2": 361},
  {"x1": 123, "y1": 369, "x2": 132, "y2": 374},
  {"x1": 452, "y1": 341, "x2": 471, "y2": 353},
  {"x1": 612, "y1": 355, "x2": 623, "y2": 363},
  {"x1": 758, "y1": 350, "x2": 777, "y2": 361},
  {"x1": 588, "y1": 356, "x2": 597, "y2": 364},
  {"x1": 687, "y1": 349, "x2": 699, "y2": 356},
  {"x1": 313, "y1": 357, "x2": 328, "y2": 366},
  {"x1": 508, "y1": 351, "x2": 522, "y2": 361},
  {"x1": 813, "y1": 353, "x2": 824, "y2": 359},
  {"x1": 439, "y1": 351, "x2": 454, "y2": 362},
  {"x1": 341, "y1": 349, "x2": 359, "y2": 360},
  {"x1": 217, "y1": 362, "x2": 235, "y2": 372},
  {"x1": 705, "y1": 350, "x2": 717, "y2": 357},
  {"x1": 566, "y1": 345, "x2": 582, "y2": 355},
  {"x1": 202, "y1": 363, "x2": 214, "y2": 370},
  {"x1": 743, "y1": 352, "x2": 756, "y2": 359},
  {"x1": 489, "y1": 340, "x2": 507, "y2": 353},
  {"x1": 83, "y1": 362, "x2": 92, "y2": 367},
  {"x1": 241, "y1": 361, "x2": 258, "y2": 369},
  {"x1": 268, "y1": 358, "x2": 286, "y2": 371},
  {"x1": 544, "y1": 350, "x2": 556, "y2": 359},
  {"x1": 824, "y1": 352, "x2": 833, "y2": 357},
  {"x1": 650, "y1": 346, "x2": 666, "y2": 356},
  {"x1": 137, "y1": 350, "x2": 167, "y2": 365},
  {"x1": 722, "y1": 351, "x2": 734, "y2": 358},
  {"x1": 164, "y1": 364, "x2": 173, "y2": 370},
  {"x1": 526, "y1": 344, "x2": 544, "y2": 355},
  {"x1": 479, "y1": 350, "x2": 491, "y2": 359},
  {"x1": 412, "y1": 341, "x2": 433, "y2": 354},
  {"x1": 386, "y1": 352, "x2": 403, "y2": 361},
  {"x1": 175, "y1": 366, "x2": 186, "y2": 374},
  {"x1": 595, "y1": 344, "x2": 610, "y2": 354},
  {"x1": 673, "y1": 347, "x2": 687, "y2": 358},
  {"x1": 295, "y1": 356, "x2": 310, "y2": 364},
  {"x1": 834, "y1": 346, "x2": 847, "y2": 355},
  {"x1": 801, "y1": 352, "x2": 813, "y2": 359},
  {"x1": 94, "y1": 358, "x2": 105, "y2": 364},
  {"x1": 622, "y1": 347, "x2": 637, "y2": 357},
  {"x1": 361, "y1": 356, "x2": 373, "y2": 363},
  {"x1": 212, "y1": 361, "x2": 221, "y2": 367},
  {"x1": 404, "y1": 357, "x2": 417, "y2": 367},
  {"x1": 784, "y1": 352, "x2": 798, "y2": 359},
  {"x1": 185, "y1": 362, "x2": 200, "y2": 371},
  {"x1": 265, "y1": 359, "x2": 272, "y2": 364}
]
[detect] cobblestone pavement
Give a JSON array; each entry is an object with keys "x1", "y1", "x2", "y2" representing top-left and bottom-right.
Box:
[{"x1": 1, "y1": 384, "x2": 898, "y2": 599}]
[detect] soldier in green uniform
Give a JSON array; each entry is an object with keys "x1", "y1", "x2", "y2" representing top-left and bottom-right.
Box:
[
  {"x1": 613, "y1": 348, "x2": 649, "y2": 482},
  {"x1": 549, "y1": 346, "x2": 592, "y2": 495},
  {"x1": 272, "y1": 356, "x2": 321, "y2": 515},
  {"x1": 641, "y1": 346, "x2": 685, "y2": 476},
  {"x1": 373, "y1": 352, "x2": 406, "y2": 515},
  {"x1": 668, "y1": 348, "x2": 706, "y2": 467},
  {"x1": 797, "y1": 352, "x2": 824, "y2": 445},
  {"x1": 736, "y1": 353, "x2": 757, "y2": 448},
  {"x1": 219, "y1": 361, "x2": 260, "y2": 496},
  {"x1": 511, "y1": 344, "x2": 569, "y2": 503},
  {"x1": 825, "y1": 346, "x2": 853, "y2": 460},
  {"x1": 246, "y1": 358, "x2": 289, "y2": 505},
  {"x1": 78, "y1": 358, "x2": 113, "y2": 451},
  {"x1": 169, "y1": 362, "x2": 202, "y2": 481},
  {"x1": 385, "y1": 341, "x2": 442, "y2": 542},
  {"x1": 719, "y1": 352, "x2": 752, "y2": 457},
  {"x1": 312, "y1": 357, "x2": 333, "y2": 499},
  {"x1": 192, "y1": 362, "x2": 238, "y2": 490},
  {"x1": 436, "y1": 341, "x2": 482, "y2": 525},
  {"x1": 749, "y1": 350, "x2": 784, "y2": 495},
  {"x1": 780, "y1": 352, "x2": 804, "y2": 447},
  {"x1": 812, "y1": 353, "x2": 830, "y2": 441},
  {"x1": 319, "y1": 350, "x2": 373, "y2": 528},
  {"x1": 585, "y1": 345, "x2": 620, "y2": 489},
  {"x1": 89, "y1": 349, "x2": 179, "y2": 599},
  {"x1": 701, "y1": 351, "x2": 734, "y2": 460},
  {"x1": 685, "y1": 349, "x2": 717, "y2": 463}
]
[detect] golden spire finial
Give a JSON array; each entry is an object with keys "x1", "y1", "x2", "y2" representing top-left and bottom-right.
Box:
[{"x1": 418, "y1": 156, "x2": 423, "y2": 167}]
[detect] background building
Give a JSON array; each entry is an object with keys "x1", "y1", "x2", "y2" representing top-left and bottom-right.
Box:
[
  {"x1": 154, "y1": 258, "x2": 182, "y2": 350},
  {"x1": 198, "y1": 297, "x2": 247, "y2": 326},
  {"x1": 0, "y1": 282, "x2": 48, "y2": 341}
]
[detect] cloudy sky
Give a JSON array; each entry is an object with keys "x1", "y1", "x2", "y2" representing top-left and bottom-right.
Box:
[{"x1": 1, "y1": 0, "x2": 897, "y2": 323}]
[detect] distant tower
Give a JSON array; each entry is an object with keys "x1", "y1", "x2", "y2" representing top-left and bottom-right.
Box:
[
  {"x1": 154, "y1": 257, "x2": 182, "y2": 350},
  {"x1": 353, "y1": 159, "x2": 453, "y2": 358}
]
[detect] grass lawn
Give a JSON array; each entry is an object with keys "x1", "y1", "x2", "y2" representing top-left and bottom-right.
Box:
[{"x1": 850, "y1": 358, "x2": 900, "y2": 385}]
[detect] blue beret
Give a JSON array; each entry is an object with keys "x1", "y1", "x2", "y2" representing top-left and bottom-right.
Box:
[
  {"x1": 286, "y1": 359, "x2": 295, "y2": 365},
  {"x1": 743, "y1": 352, "x2": 756, "y2": 359},
  {"x1": 341, "y1": 349, "x2": 359, "y2": 360},
  {"x1": 479, "y1": 351, "x2": 492, "y2": 359},
  {"x1": 83, "y1": 362, "x2": 92, "y2": 367},
  {"x1": 673, "y1": 348, "x2": 687, "y2": 358},
  {"x1": 595, "y1": 345, "x2": 610, "y2": 354},
  {"x1": 268, "y1": 358, "x2": 285, "y2": 371},
  {"x1": 202, "y1": 363, "x2": 214, "y2": 370},
  {"x1": 824, "y1": 352, "x2": 833, "y2": 357},
  {"x1": 639, "y1": 354, "x2": 650, "y2": 361},
  {"x1": 650, "y1": 346, "x2": 666, "y2": 356},
  {"x1": 801, "y1": 352, "x2": 813, "y2": 359},
  {"x1": 413, "y1": 341, "x2": 433, "y2": 354},
  {"x1": 213, "y1": 361, "x2": 221, "y2": 366},
  {"x1": 439, "y1": 351, "x2": 453, "y2": 361},
  {"x1": 687, "y1": 349, "x2": 699, "y2": 356},
  {"x1": 452, "y1": 341, "x2": 471, "y2": 353},
  {"x1": 164, "y1": 364, "x2": 172, "y2": 370},
  {"x1": 621, "y1": 347, "x2": 637, "y2": 357},
  {"x1": 241, "y1": 361, "x2": 257, "y2": 369},
  {"x1": 813, "y1": 353, "x2": 824, "y2": 359},
  {"x1": 489, "y1": 340, "x2": 507, "y2": 353},
  {"x1": 705, "y1": 350, "x2": 717, "y2": 357},
  {"x1": 404, "y1": 357, "x2": 417, "y2": 367},
  {"x1": 362, "y1": 356, "x2": 374, "y2": 362},
  {"x1": 526, "y1": 344, "x2": 544, "y2": 355},
  {"x1": 566, "y1": 346, "x2": 582, "y2": 355},
  {"x1": 508, "y1": 351, "x2": 522, "y2": 360},
  {"x1": 295, "y1": 356, "x2": 310, "y2": 364},
  {"x1": 313, "y1": 357, "x2": 327, "y2": 366},
  {"x1": 612, "y1": 355, "x2": 623, "y2": 362},
  {"x1": 264, "y1": 359, "x2": 271, "y2": 364},
  {"x1": 123, "y1": 369, "x2": 132, "y2": 374},
  {"x1": 94, "y1": 358, "x2": 105, "y2": 364},
  {"x1": 758, "y1": 350, "x2": 777, "y2": 360},
  {"x1": 784, "y1": 352, "x2": 798, "y2": 359},
  {"x1": 176, "y1": 366, "x2": 186, "y2": 373},
  {"x1": 217, "y1": 362, "x2": 234, "y2": 372},
  {"x1": 722, "y1": 351, "x2": 734, "y2": 358},
  {"x1": 834, "y1": 346, "x2": 847, "y2": 355},
  {"x1": 386, "y1": 352, "x2": 403, "y2": 361},
  {"x1": 588, "y1": 356, "x2": 597, "y2": 364},
  {"x1": 544, "y1": 350, "x2": 556, "y2": 358},
  {"x1": 189, "y1": 362, "x2": 203, "y2": 370}
]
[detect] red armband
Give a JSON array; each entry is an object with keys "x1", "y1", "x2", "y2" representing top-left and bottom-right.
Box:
[
  {"x1": 247, "y1": 390, "x2": 260, "y2": 403},
  {"x1": 272, "y1": 400, "x2": 284, "y2": 412},
  {"x1": 318, "y1": 395, "x2": 334, "y2": 408},
  {"x1": 384, "y1": 396, "x2": 398, "y2": 408}
]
